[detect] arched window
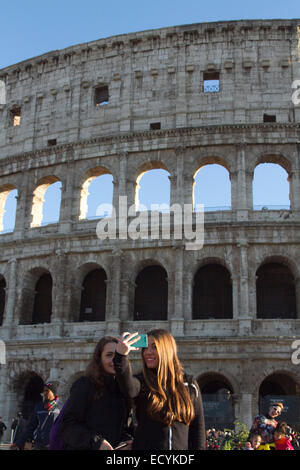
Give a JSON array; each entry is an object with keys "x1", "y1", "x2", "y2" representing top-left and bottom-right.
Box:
[
  {"x1": 0, "y1": 185, "x2": 17, "y2": 233},
  {"x1": 79, "y1": 268, "x2": 107, "y2": 321},
  {"x1": 31, "y1": 177, "x2": 61, "y2": 227},
  {"x1": 253, "y1": 163, "x2": 290, "y2": 210},
  {"x1": 193, "y1": 164, "x2": 231, "y2": 212},
  {"x1": 136, "y1": 167, "x2": 170, "y2": 212},
  {"x1": 134, "y1": 265, "x2": 168, "y2": 321},
  {"x1": 256, "y1": 263, "x2": 296, "y2": 319},
  {"x1": 259, "y1": 373, "x2": 300, "y2": 430},
  {"x1": 193, "y1": 264, "x2": 233, "y2": 319},
  {"x1": 79, "y1": 168, "x2": 113, "y2": 220},
  {"x1": 32, "y1": 273, "x2": 53, "y2": 324},
  {"x1": 0, "y1": 276, "x2": 6, "y2": 325},
  {"x1": 21, "y1": 373, "x2": 44, "y2": 419},
  {"x1": 198, "y1": 373, "x2": 234, "y2": 430}
]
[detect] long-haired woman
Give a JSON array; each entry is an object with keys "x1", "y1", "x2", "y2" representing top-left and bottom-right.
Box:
[
  {"x1": 114, "y1": 329, "x2": 206, "y2": 450},
  {"x1": 60, "y1": 336, "x2": 133, "y2": 450}
]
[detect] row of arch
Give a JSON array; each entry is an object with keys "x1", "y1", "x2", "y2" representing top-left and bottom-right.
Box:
[
  {"x1": 0, "y1": 260, "x2": 297, "y2": 325},
  {"x1": 13, "y1": 369, "x2": 300, "y2": 431},
  {"x1": 0, "y1": 161, "x2": 291, "y2": 232}
]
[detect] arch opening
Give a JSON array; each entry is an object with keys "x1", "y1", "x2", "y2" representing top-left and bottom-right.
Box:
[
  {"x1": 193, "y1": 264, "x2": 233, "y2": 319},
  {"x1": 134, "y1": 265, "x2": 168, "y2": 321},
  {"x1": 256, "y1": 262, "x2": 297, "y2": 319}
]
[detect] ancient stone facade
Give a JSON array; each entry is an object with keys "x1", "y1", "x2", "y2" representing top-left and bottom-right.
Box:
[{"x1": 0, "y1": 19, "x2": 300, "y2": 436}]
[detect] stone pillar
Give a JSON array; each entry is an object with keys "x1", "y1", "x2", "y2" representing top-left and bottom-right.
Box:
[
  {"x1": 295, "y1": 277, "x2": 300, "y2": 319},
  {"x1": 173, "y1": 146, "x2": 193, "y2": 207},
  {"x1": 239, "y1": 392, "x2": 254, "y2": 429},
  {"x1": 50, "y1": 250, "x2": 67, "y2": 337},
  {"x1": 175, "y1": 63, "x2": 187, "y2": 128},
  {"x1": 114, "y1": 152, "x2": 129, "y2": 238},
  {"x1": 119, "y1": 273, "x2": 130, "y2": 321},
  {"x1": 13, "y1": 173, "x2": 32, "y2": 239},
  {"x1": 2, "y1": 258, "x2": 17, "y2": 338},
  {"x1": 289, "y1": 166, "x2": 300, "y2": 212},
  {"x1": 171, "y1": 244, "x2": 185, "y2": 336},
  {"x1": 59, "y1": 154, "x2": 75, "y2": 233},
  {"x1": 237, "y1": 241, "x2": 252, "y2": 335},
  {"x1": 184, "y1": 271, "x2": 194, "y2": 320},
  {"x1": 105, "y1": 248, "x2": 123, "y2": 335},
  {"x1": 234, "y1": 143, "x2": 252, "y2": 221},
  {"x1": 231, "y1": 275, "x2": 239, "y2": 320}
]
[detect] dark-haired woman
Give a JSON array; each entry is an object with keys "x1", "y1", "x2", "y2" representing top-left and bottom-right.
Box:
[
  {"x1": 60, "y1": 336, "x2": 133, "y2": 450},
  {"x1": 114, "y1": 329, "x2": 206, "y2": 450}
]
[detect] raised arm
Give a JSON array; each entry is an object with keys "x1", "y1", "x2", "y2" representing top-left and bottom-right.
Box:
[{"x1": 113, "y1": 332, "x2": 142, "y2": 399}]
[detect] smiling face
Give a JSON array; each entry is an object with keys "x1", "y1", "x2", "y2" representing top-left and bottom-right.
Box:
[
  {"x1": 142, "y1": 335, "x2": 159, "y2": 369},
  {"x1": 269, "y1": 404, "x2": 282, "y2": 418},
  {"x1": 251, "y1": 435, "x2": 262, "y2": 449},
  {"x1": 101, "y1": 341, "x2": 117, "y2": 375}
]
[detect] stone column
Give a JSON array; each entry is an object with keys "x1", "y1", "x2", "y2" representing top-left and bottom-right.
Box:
[
  {"x1": 239, "y1": 392, "x2": 254, "y2": 429},
  {"x1": 119, "y1": 273, "x2": 130, "y2": 321},
  {"x1": 237, "y1": 241, "x2": 252, "y2": 335},
  {"x1": 13, "y1": 173, "x2": 32, "y2": 239},
  {"x1": 288, "y1": 170, "x2": 300, "y2": 211},
  {"x1": 234, "y1": 143, "x2": 252, "y2": 221},
  {"x1": 114, "y1": 152, "x2": 129, "y2": 238},
  {"x1": 231, "y1": 275, "x2": 239, "y2": 320},
  {"x1": 105, "y1": 248, "x2": 123, "y2": 335},
  {"x1": 59, "y1": 152, "x2": 75, "y2": 233},
  {"x1": 173, "y1": 146, "x2": 194, "y2": 207},
  {"x1": 2, "y1": 258, "x2": 17, "y2": 338},
  {"x1": 171, "y1": 244, "x2": 185, "y2": 336},
  {"x1": 50, "y1": 250, "x2": 67, "y2": 337},
  {"x1": 184, "y1": 271, "x2": 194, "y2": 320},
  {"x1": 295, "y1": 277, "x2": 300, "y2": 320},
  {"x1": 175, "y1": 62, "x2": 187, "y2": 128}
]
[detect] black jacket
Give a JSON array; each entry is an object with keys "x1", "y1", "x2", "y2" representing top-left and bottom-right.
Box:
[
  {"x1": 113, "y1": 352, "x2": 206, "y2": 450},
  {"x1": 60, "y1": 375, "x2": 131, "y2": 450},
  {"x1": 15, "y1": 402, "x2": 60, "y2": 449}
]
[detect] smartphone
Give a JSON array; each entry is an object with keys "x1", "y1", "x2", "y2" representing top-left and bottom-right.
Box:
[
  {"x1": 124, "y1": 333, "x2": 148, "y2": 349},
  {"x1": 114, "y1": 442, "x2": 128, "y2": 450}
]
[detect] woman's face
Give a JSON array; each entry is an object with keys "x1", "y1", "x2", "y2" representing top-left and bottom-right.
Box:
[
  {"x1": 101, "y1": 342, "x2": 117, "y2": 374},
  {"x1": 142, "y1": 335, "x2": 159, "y2": 369}
]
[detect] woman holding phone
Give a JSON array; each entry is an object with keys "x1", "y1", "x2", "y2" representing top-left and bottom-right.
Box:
[
  {"x1": 60, "y1": 336, "x2": 133, "y2": 450},
  {"x1": 113, "y1": 329, "x2": 206, "y2": 450}
]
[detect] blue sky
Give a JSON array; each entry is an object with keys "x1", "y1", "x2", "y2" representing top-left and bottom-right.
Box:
[
  {"x1": 0, "y1": 0, "x2": 295, "y2": 229},
  {"x1": 0, "y1": 0, "x2": 299, "y2": 70}
]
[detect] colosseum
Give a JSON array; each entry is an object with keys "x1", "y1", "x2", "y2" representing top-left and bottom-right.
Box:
[{"x1": 0, "y1": 18, "x2": 300, "y2": 436}]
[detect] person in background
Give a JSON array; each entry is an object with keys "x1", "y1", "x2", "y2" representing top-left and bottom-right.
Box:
[
  {"x1": 11, "y1": 412, "x2": 27, "y2": 448},
  {"x1": 244, "y1": 433, "x2": 262, "y2": 450},
  {"x1": 60, "y1": 336, "x2": 133, "y2": 450},
  {"x1": 0, "y1": 417, "x2": 7, "y2": 443},
  {"x1": 12, "y1": 382, "x2": 60, "y2": 450},
  {"x1": 249, "y1": 402, "x2": 283, "y2": 445},
  {"x1": 114, "y1": 329, "x2": 206, "y2": 450},
  {"x1": 274, "y1": 422, "x2": 294, "y2": 450}
]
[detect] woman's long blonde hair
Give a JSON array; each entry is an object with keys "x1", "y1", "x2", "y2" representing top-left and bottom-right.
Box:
[{"x1": 142, "y1": 329, "x2": 195, "y2": 426}]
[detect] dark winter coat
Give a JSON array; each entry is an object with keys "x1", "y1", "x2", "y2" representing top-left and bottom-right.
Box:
[
  {"x1": 60, "y1": 375, "x2": 132, "y2": 450},
  {"x1": 15, "y1": 402, "x2": 60, "y2": 449},
  {"x1": 113, "y1": 351, "x2": 206, "y2": 450}
]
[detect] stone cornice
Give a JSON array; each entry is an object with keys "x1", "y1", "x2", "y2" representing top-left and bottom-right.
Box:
[
  {"x1": 0, "y1": 123, "x2": 300, "y2": 174},
  {"x1": 0, "y1": 18, "x2": 299, "y2": 77}
]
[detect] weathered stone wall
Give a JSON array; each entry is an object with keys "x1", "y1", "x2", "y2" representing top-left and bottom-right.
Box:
[{"x1": 0, "y1": 19, "x2": 300, "y2": 437}]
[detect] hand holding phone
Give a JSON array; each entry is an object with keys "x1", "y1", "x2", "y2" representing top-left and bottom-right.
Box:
[
  {"x1": 114, "y1": 442, "x2": 129, "y2": 450},
  {"x1": 117, "y1": 332, "x2": 148, "y2": 355}
]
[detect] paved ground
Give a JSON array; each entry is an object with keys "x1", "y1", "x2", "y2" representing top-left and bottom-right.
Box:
[{"x1": 0, "y1": 443, "x2": 11, "y2": 450}]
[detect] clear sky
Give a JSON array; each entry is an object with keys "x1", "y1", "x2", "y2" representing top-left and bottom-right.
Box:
[
  {"x1": 0, "y1": 0, "x2": 294, "y2": 230},
  {"x1": 0, "y1": 0, "x2": 299, "y2": 69}
]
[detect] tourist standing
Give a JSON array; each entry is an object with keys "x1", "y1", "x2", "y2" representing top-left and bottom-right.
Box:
[{"x1": 114, "y1": 329, "x2": 206, "y2": 450}]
